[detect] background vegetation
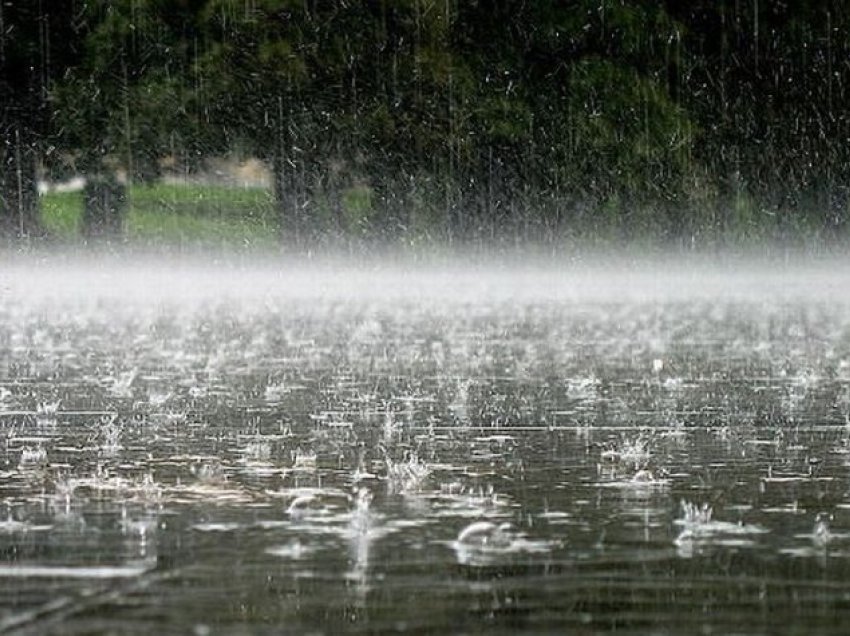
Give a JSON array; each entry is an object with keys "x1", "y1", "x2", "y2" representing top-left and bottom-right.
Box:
[{"x1": 2, "y1": 1, "x2": 850, "y2": 249}]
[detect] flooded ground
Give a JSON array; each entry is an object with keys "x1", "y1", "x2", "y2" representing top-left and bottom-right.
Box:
[{"x1": 1, "y1": 258, "x2": 850, "y2": 634}]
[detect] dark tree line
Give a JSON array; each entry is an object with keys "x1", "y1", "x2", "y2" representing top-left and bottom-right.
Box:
[
  {"x1": 0, "y1": 1, "x2": 91, "y2": 236},
  {"x1": 2, "y1": 0, "x2": 849, "y2": 246}
]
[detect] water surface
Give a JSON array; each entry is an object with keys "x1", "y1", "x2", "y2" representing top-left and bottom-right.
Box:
[{"x1": 1, "y1": 259, "x2": 849, "y2": 634}]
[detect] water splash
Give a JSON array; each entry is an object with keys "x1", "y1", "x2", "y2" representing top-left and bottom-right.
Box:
[
  {"x1": 385, "y1": 451, "x2": 431, "y2": 495},
  {"x1": 19, "y1": 446, "x2": 48, "y2": 469},
  {"x1": 36, "y1": 399, "x2": 61, "y2": 422},
  {"x1": 601, "y1": 434, "x2": 653, "y2": 470},
  {"x1": 109, "y1": 368, "x2": 138, "y2": 398},
  {"x1": 674, "y1": 499, "x2": 767, "y2": 557},
  {"x1": 812, "y1": 512, "x2": 832, "y2": 548},
  {"x1": 292, "y1": 449, "x2": 317, "y2": 472},
  {"x1": 450, "y1": 520, "x2": 556, "y2": 566}
]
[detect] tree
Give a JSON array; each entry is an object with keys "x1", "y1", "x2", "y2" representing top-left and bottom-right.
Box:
[
  {"x1": 447, "y1": 1, "x2": 694, "y2": 239},
  {"x1": 49, "y1": 0, "x2": 208, "y2": 237},
  {"x1": 0, "y1": 1, "x2": 89, "y2": 238},
  {"x1": 196, "y1": 0, "x2": 456, "y2": 244},
  {"x1": 668, "y1": 0, "x2": 850, "y2": 239}
]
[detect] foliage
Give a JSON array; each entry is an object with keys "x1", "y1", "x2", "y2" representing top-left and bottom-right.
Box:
[
  {"x1": 47, "y1": 1, "x2": 207, "y2": 180},
  {"x1": 0, "y1": 0, "x2": 94, "y2": 236},
  {"x1": 4, "y1": 0, "x2": 850, "y2": 245}
]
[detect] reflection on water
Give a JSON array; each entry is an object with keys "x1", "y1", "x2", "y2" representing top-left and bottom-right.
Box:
[{"x1": 1, "y1": 260, "x2": 850, "y2": 632}]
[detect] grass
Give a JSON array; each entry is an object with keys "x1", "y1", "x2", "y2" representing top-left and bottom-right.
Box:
[
  {"x1": 40, "y1": 182, "x2": 279, "y2": 248},
  {"x1": 41, "y1": 190, "x2": 84, "y2": 238},
  {"x1": 38, "y1": 180, "x2": 850, "y2": 254}
]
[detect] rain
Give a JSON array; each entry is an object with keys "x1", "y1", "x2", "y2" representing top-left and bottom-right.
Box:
[{"x1": 3, "y1": 1, "x2": 850, "y2": 634}]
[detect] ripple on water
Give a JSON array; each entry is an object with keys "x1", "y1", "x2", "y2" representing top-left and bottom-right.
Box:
[
  {"x1": 192, "y1": 522, "x2": 243, "y2": 533},
  {"x1": 449, "y1": 520, "x2": 559, "y2": 566},
  {"x1": 0, "y1": 559, "x2": 156, "y2": 579},
  {"x1": 265, "y1": 541, "x2": 315, "y2": 560}
]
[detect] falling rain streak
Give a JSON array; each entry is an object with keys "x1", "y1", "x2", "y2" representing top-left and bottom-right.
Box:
[
  {"x1": 2, "y1": 2, "x2": 850, "y2": 246},
  {"x1": 2, "y1": 0, "x2": 850, "y2": 633}
]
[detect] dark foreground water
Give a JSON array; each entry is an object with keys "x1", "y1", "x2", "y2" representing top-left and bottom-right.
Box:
[{"x1": 1, "y1": 260, "x2": 850, "y2": 634}]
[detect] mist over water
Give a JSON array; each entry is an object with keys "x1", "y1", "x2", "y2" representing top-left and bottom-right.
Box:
[
  {"x1": 2, "y1": 254, "x2": 850, "y2": 633},
  {"x1": 3, "y1": 251, "x2": 847, "y2": 304}
]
